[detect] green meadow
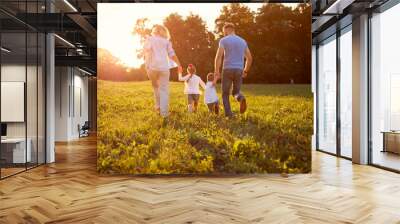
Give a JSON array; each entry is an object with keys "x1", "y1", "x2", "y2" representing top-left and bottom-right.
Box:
[{"x1": 97, "y1": 80, "x2": 313, "y2": 174}]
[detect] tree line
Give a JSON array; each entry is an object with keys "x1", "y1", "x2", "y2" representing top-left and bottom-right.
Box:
[{"x1": 98, "y1": 3, "x2": 311, "y2": 84}]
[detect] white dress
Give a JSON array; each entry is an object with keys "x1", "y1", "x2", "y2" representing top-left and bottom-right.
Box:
[{"x1": 204, "y1": 82, "x2": 219, "y2": 104}]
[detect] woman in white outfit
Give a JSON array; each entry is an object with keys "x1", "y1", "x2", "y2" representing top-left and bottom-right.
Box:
[{"x1": 143, "y1": 25, "x2": 182, "y2": 117}]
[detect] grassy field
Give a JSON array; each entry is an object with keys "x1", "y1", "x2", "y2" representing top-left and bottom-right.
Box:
[{"x1": 97, "y1": 80, "x2": 313, "y2": 174}]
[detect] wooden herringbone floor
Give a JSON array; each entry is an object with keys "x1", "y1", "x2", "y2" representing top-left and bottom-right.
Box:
[{"x1": 1, "y1": 136, "x2": 400, "y2": 224}]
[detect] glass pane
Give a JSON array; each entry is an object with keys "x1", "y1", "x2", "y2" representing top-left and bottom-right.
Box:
[
  {"x1": 371, "y1": 4, "x2": 400, "y2": 171},
  {"x1": 27, "y1": 31, "x2": 38, "y2": 169},
  {"x1": 1, "y1": 31, "x2": 27, "y2": 177},
  {"x1": 340, "y1": 29, "x2": 352, "y2": 158},
  {"x1": 25, "y1": 0, "x2": 38, "y2": 169},
  {"x1": 38, "y1": 33, "x2": 45, "y2": 165},
  {"x1": 0, "y1": 1, "x2": 46, "y2": 178},
  {"x1": 317, "y1": 36, "x2": 337, "y2": 154}
]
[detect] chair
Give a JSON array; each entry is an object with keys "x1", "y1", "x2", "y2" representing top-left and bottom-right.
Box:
[{"x1": 79, "y1": 121, "x2": 90, "y2": 138}]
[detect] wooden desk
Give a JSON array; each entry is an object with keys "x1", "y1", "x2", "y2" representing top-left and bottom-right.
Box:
[{"x1": 382, "y1": 131, "x2": 400, "y2": 154}]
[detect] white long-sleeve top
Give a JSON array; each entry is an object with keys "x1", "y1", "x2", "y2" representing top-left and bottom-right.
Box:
[
  {"x1": 204, "y1": 81, "x2": 219, "y2": 104},
  {"x1": 144, "y1": 36, "x2": 175, "y2": 72},
  {"x1": 178, "y1": 74, "x2": 206, "y2": 94}
]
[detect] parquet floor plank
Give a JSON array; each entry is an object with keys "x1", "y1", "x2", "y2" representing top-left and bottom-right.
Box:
[{"x1": 0, "y1": 136, "x2": 399, "y2": 223}]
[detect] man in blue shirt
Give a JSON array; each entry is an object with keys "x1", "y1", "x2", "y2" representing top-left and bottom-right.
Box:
[{"x1": 214, "y1": 22, "x2": 253, "y2": 117}]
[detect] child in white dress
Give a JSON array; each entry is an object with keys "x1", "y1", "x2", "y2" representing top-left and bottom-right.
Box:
[{"x1": 204, "y1": 73, "x2": 219, "y2": 114}]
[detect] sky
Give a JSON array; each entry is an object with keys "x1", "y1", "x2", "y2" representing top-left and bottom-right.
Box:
[{"x1": 98, "y1": 3, "x2": 298, "y2": 68}]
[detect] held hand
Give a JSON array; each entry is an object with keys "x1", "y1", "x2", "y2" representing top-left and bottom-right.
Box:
[
  {"x1": 242, "y1": 70, "x2": 248, "y2": 78},
  {"x1": 213, "y1": 71, "x2": 220, "y2": 84},
  {"x1": 177, "y1": 66, "x2": 183, "y2": 75},
  {"x1": 212, "y1": 79, "x2": 218, "y2": 85}
]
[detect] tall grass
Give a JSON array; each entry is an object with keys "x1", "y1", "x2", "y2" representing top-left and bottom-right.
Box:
[{"x1": 97, "y1": 81, "x2": 313, "y2": 174}]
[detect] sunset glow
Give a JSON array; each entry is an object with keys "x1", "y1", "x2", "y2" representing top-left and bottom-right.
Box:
[{"x1": 98, "y1": 3, "x2": 297, "y2": 68}]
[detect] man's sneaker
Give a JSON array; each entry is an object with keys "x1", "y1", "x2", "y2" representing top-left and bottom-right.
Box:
[{"x1": 240, "y1": 98, "x2": 247, "y2": 114}]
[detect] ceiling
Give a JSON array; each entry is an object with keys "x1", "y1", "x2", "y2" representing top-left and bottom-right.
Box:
[
  {"x1": 311, "y1": 0, "x2": 391, "y2": 43},
  {"x1": 1, "y1": 0, "x2": 98, "y2": 74}
]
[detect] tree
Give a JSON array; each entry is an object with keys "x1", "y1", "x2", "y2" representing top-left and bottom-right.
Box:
[
  {"x1": 292, "y1": 4, "x2": 312, "y2": 83},
  {"x1": 214, "y1": 3, "x2": 256, "y2": 41},
  {"x1": 164, "y1": 13, "x2": 215, "y2": 80},
  {"x1": 133, "y1": 18, "x2": 152, "y2": 60},
  {"x1": 247, "y1": 3, "x2": 311, "y2": 83},
  {"x1": 128, "y1": 3, "x2": 312, "y2": 84},
  {"x1": 251, "y1": 4, "x2": 295, "y2": 83}
]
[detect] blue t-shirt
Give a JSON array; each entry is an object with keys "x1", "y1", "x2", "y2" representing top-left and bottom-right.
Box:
[{"x1": 219, "y1": 34, "x2": 247, "y2": 70}]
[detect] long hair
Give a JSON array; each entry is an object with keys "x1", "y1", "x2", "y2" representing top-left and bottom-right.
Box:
[
  {"x1": 151, "y1": 24, "x2": 171, "y2": 40},
  {"x1": 186, "y1": 64, "x2": 196, "y2": 82}
]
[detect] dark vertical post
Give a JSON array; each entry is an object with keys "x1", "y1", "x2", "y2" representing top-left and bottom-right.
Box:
[
  {"x1": 36, "y1": 0, "x2": 39, "y2": 167},
  {"x1": 44, "y1": 32, "x2": 47, "y2": 164},
  {"x1": 25, "y1": 0, "x2": 28, "y2": 171},
  {"x1": 336, "y1": 29, "x2": 341, "y2": 157},
  {"x1": 316, "y1": 44, "x2": 320, "y2": 150},
  {"x1": 44, "y1": 0, "x2": 48, "y2": 164},
  {"x1": 367, "y1": 10, "x2": 373, "y2": 165}
]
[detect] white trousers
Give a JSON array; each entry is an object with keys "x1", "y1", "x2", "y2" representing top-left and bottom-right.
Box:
[{"x1": 148, "y1": 70, "x2": 170, "y2": 117}]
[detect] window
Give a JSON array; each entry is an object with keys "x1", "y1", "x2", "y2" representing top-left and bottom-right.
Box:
[
  {"x1": 317, "y1": 35, "x2": 337, "y2": 154},
  {"x1": 0, "y1": 2, "x2": 46, "y2": 179},
  {"x1": 370, "y1": 3, "x2": 400, "y2": 171},
  {"x1": 339, "y1": 27, "x2": 352, "y2": 158}
]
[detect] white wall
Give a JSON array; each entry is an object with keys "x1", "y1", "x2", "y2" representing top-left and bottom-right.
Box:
[
  {"x1": 1, "y1": 65, "x2": 39, "y2": 138},
  {"x1": 72, "y1": 73, "x2": 89, "y2": 138},
  {"x1": 55, "y1": 67, "x2": 70, "y2": 141},
  {"x1": 1, "y1": 65, "x2": 25, "y2": 136},
  {"x1": 55, "y1": 67, "x2": 89, "y2": 141}
]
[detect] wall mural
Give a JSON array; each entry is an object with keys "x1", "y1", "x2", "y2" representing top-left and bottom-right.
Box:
[{"x1": 97, "y1": 3, "x2": 312, "y2": 174}]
